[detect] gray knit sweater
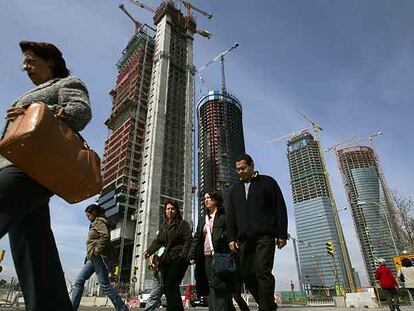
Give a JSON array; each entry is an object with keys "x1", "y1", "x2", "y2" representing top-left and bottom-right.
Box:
[{"x1": 0, "y1": 76, "x2": 92, "y2": 170}]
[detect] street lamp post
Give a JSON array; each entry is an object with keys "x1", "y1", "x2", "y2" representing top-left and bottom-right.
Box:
[{"x1": 357, "y1": 201, "x2": 399, "y2": 255}]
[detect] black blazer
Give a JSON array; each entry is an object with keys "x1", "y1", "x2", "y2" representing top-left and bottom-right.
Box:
[
  {"x1": 147, "y1": 219, "x2": 192, "y2": 268},
  {"x1": 188, "y1": 207, "x2": 233, "y2": 295},
  {"x1": 227, "y1": 173, "x2": 288, "y2": 242}
]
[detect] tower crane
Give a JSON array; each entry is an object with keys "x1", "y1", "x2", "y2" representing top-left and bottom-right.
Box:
[
  {"x1": 296, "y1": 109, "x2": 356, "y2": 292},
  {"x1": 176, "y1": 0, "x2": 213, "y2": 19},
  {"x1": 198, "y1": 42, "x2": 239, "y2": 93},
  {"x1": 176, "y1": 0, "x2": 212, "y2": 38},
  {"x1": 129, "y1": 0, "x2": 155, "y2": 13},
  {"x1": 265, "y1": 128, "x2": 307, "y2": 144},
  {"x1": 119, "y1": 4, "x2": 142, "y2": 32},
  {"x1": 325, "y1": 131, "x2": 383, "y2": 153},
  {"x1": 130, "y1": 0, "x2": 212, "y2": 38}
]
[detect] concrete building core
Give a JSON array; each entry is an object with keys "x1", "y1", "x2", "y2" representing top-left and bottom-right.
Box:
[{"x1": 130, "y1": 1, "x2": 194, "y2": 292}]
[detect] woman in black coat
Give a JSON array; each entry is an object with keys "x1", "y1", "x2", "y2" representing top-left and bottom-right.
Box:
[
  {"x1": 188, "y1": 191, "x2": 235, "y2": 311},
  {"x1": 144, "y1": 199, "x2": 192, "y2": 311}
]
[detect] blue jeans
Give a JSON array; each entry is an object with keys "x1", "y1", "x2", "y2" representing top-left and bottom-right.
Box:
[
  {"x1": 71, "y1": 255, "x2": 128, "y2": 311},
  {"x1": 144, "y1": 272, "x2": 163, "y2": 311}
]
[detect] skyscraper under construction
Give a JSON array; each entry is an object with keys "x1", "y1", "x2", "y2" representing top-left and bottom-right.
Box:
[
  {"x1": 287, "y1": 129, "x2": 354, "y2": 294},
  {"x1": 130, "y1": 1, "x2": 195, "y2": 292},
  {"x1": 98, "y1": 24, "x2": 155, "y2": 288},
  {"x1": 197, "y1": 90, "x2": 245, "y2": 213},
  {"x1": 337, "y1": 146, "x2": 398, "y2": 285}
]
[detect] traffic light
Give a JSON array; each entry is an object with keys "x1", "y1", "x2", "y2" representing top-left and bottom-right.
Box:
[
  {"x1": 114, "y1": 265, "x2": 119, "y2": 276},
  {"x1": 326, "y1": 240, "x2": 335, "y2": 256}
]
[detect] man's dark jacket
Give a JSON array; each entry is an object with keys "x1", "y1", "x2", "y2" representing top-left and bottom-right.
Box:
[{"x1": 227, "y1": 173, "x2": 288, "y2": 242}]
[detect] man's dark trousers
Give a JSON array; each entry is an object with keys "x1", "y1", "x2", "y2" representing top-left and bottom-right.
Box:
[{"x1": 238, "y1": 235, "x2": 277, "y2": 311}]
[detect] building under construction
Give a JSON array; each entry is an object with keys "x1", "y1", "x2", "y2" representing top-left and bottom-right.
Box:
[
  {"x1": 337, "y1": 146, "x2": 398, "y2": 285},
  {"x1": 197, "y1": 90, "x2": 245, "y2": 213},
  {"x1": 98, "y1": 23, "x2": 155, "y2": 290},
  {"x1": 287, "y1": 129, "x2": 354, "y2": 294},
  {"x1": 129, "y1": 1, "x2": 195, "y2": 292}
]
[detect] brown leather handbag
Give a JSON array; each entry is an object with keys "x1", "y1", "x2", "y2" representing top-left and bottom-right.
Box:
[{"x1": 0, "y1": 102, "x2": 102, "y2": 203}]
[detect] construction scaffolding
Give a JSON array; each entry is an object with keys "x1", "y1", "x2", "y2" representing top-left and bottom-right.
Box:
[{"x1": 99, "y1": 24, "x2": 155, "y2": 290}]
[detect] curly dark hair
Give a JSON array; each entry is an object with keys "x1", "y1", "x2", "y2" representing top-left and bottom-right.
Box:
[
  {"x1": 19, "y1": 40, "x2": 70, "y2": 78},
  {"x1": 163, "y1": 199, "x2": 182, "y2": 222}
]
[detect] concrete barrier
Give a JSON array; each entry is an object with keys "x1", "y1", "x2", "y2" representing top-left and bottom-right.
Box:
[{"x1": 345, "y1": 291, "x2": 379, "y2": 308}]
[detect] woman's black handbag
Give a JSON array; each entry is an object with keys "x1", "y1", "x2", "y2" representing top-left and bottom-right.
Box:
[{"x1": 213, "y1": 251, "x2": 236, "y2": 280}]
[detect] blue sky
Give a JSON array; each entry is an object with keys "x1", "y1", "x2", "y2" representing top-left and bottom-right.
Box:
[{"x1": 1, "y1": 0, "x2": 413, "y2": 290}]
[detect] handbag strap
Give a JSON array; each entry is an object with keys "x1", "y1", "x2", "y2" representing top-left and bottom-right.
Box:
[
  {"x1": 54, "y1": 106, "x2": 92, "y2": 150},
  {"x1": 205, "y1": 215, "x2": 214, "y2": 255}
]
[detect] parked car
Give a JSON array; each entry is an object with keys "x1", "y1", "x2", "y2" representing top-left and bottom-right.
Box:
[{"x1": 138, "y1": 288, "x2": 152, "y2": 307}]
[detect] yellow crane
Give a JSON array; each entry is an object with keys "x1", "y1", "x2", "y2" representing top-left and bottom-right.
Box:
[{"x1": 296, "y1": 110, "x2": 356, "y2": 292}]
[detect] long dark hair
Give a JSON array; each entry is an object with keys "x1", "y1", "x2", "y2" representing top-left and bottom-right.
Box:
[
  {"x1": 163, "y1": 199, "x2": 182, "y2": 222},
  {"x1": 85, "y1": 204, "x2": 105, "y2": 218},
  {"x1": 19, "y1": 40, "x2": 70, "y2": 78},
  {"x1": 204, "y1": 191, "x2": 224, "y2": 215}
]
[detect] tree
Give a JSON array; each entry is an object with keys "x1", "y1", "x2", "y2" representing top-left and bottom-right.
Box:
[{"x1": 390, "y1": 191, "x2": 414, "y2": 252}]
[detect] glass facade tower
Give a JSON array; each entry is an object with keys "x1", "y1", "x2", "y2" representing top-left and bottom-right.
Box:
[{"x1": 337, "y1": 146, "x2": 398, "y2": 285}]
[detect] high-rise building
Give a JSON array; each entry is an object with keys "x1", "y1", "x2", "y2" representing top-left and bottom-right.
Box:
[
  {"x1": 130, "y1": 1, "x2": 194, "y2": 292},
  {"x1": 287, "y1": 129, "x2": 353, "y2": 293},
  {"x1": 98, "y1": 25, "x2": 155, "y2": 287},
  {"x1": 337, "y1": 146, "x2": 398, "y2": 285},
  {"x1": 197, "y1": 90, "x2": 245, "y2": 213}
]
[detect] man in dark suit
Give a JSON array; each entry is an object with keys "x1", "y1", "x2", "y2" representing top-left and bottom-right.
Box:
[{"x1": 227, "y1": 154, "x2": 288, "y2": 311}]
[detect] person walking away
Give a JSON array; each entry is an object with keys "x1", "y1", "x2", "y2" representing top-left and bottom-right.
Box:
[
  {"x1": 227, "y1": 154, "x2": 288, "y2": 311},
  {"x1": 71, "y1": 204, "x2": 129, "y2": 311},
  {"x1": 144, "y1": 244, "x2": 165, "y2": 311},
  {"x1": 398, "y1": 257, "x2": 414, "y2": 305},
  {"x1": 188, "y1": 191, "x2": 236, "y2": 311},
  {"x1": 144, "y1": 200, "x2": 192, "y2": 311},
  {"x1": 375, "y1": 258, "x2": 401, "y2": 311},
  {"x1": 0, "y1": 40, "x2": 91, "y2": 311}
]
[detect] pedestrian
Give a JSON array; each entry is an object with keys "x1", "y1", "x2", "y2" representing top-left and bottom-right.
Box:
[
  {"x1": 144, "y1": 200, "x2": 192, "y2": 311},
  {"x1": 71, "y1": 204, "x2": 129, "y2": 311},
  {"x1": 0, "y1": 40, "x2": 91, "y2": 311},
  {"x1": 233, "y1": 281, "x2": 250, "y2": 311},
  {"x1": 143, "y1": 271, "x2": 163, "y2": 311},
  {"x1": 188, "y1": 191, "x2": 235, "y2": 311},
  {"x1": 227, "y1": 154, "x2": 288, "y2": 311},
  {"x1": 397, "y1": 257, "x2": 414, "y2": 305},
  {"x1": 375, "y1": 258, "x2": 401, "y2": 311},
  {"x1": 143, "y1": 243, "x2": 165, "y2": 311}
]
